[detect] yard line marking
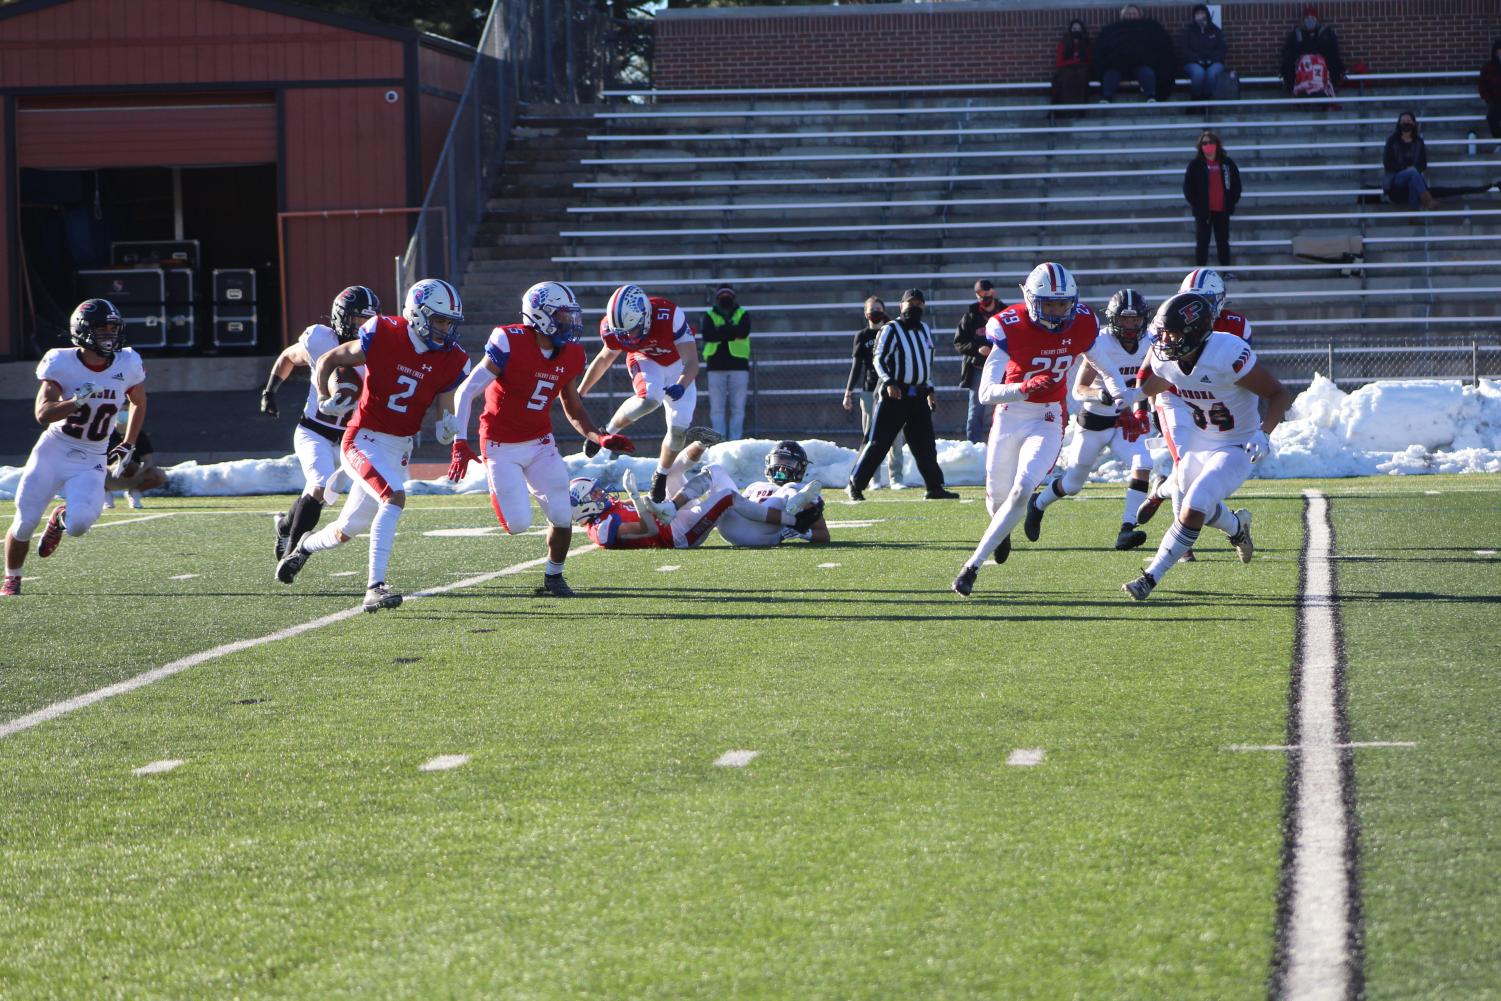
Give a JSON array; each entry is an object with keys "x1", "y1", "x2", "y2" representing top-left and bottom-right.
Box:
[
  {"x1": 1226, "y1": 742, "x2": 1415, "y2": 752},
  {"x1": 1475, "y1": 549, "x2": 1497, "y2": 556},
  {"x1": 424, "y1": 527, "x2": 499, "y2": 537},
  {"x1": 657, "y1": 564, "x2": 680, "y2": 572},
  {"x1": 419, "y1": 754, "x2": 470, "y2": 772},
  {"x1": 714, "y1": 750, "x2": 759, "y2": 768},
  {"x1": 0, "y1": 546, "x2": 598, "y2": 742},
  {"x1": 1271, "y1": 490, "x2": 1363, "y2": 1001},
  {"x1": 824, "y1": 519, "x2": 883, "y2": 528},
  {"x1": 167, "y1": 574, "x2": 199, "y2": 581},
  {"x1": 1006, "y1": 748, "x2": 1045, "y2": 767},
  {"x1": 816, "y1": 562, "x2": 841, "y2": 568},
  {"x1": 132, "y1": 759, "x2": 184, "y2": 776},
  {"x1": 330, "y1": 571, "x2": 358, "y2": 577},
  {"x1": 91, "y1": 513, "x2": 175, "y2": 529}
]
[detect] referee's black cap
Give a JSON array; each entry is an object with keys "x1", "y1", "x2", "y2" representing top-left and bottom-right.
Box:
[{"x1": 901, "y1": 287, "x2": 926, "y2": 302}]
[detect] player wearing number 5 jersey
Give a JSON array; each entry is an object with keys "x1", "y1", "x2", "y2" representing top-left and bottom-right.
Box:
[
  {"x1": 4, "y1": 299, "x2": 147, "y2": 597},
  {"x1": 953, "y1": 263, "x2": 1115, "y2": 596},
  {"x1": 446, "y1": 281, "x2": 634, "y2": 598},
  {"x1": 1122, "y1": 292, "x2": 1291, "y2": 601},
  {"x1": 276, "y1": 278, "x2": 470, "y2": 612}
]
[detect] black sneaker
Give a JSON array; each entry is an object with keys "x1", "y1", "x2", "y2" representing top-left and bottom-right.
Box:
[
  {"x1": 684, "y1": 425, "x2": 725, "y2": 447},
  {"x1": 994, "y1": 533, "x2": 1012, "y2": 564},
  {"x1": 1115, "y1": 525, "x2": 1148, "y2": 550},
  {"x1": 924, "y1": 487, "x2": 960, "y2": 500},
  {"x1": 274, "y1": 514, "x2": 291, "y2": 561},
  {"x1": 845, "y1": 481, "x2": 866, "y2": 502},
  {"x1": 363, "y1": 582, "x2": 403, "y2": 613},
  {"x1": 1023, "y1": 494, "x2": 1046, "y2": 542},
  {"x1": 650, "y1": 471, "x2": 669, "y2": 504},
  {"x1": 583, "y1": 439, "x2": 602, "y2": 458},
  {"x1": 275, "y1": 533, "x2": 312, "y2": 584},
  {"x1": 539, "y1": 572, "x2": 577, "y2": 598},
  {"x1": 952, "y1": 565, "x2": 978, "y2": 596},
  {"x1": 1122, "y1": 571, "x2": 1157, "y2": 601}
]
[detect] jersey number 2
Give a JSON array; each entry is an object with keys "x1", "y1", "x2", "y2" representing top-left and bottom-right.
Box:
[
  {"x1": 387, "y1": 374, "x2": 419, "y2": 413},
  {"x1": 526, "y1": 378, "x2": 557, "y2": 411}
]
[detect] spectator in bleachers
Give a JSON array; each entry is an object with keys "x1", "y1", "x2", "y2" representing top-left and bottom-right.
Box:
[
  {"x1": 843, "y1": 296, "x2": 904, "y2": 488},
  {"x1": 701, "y1": 284, "x2": 751, "y2": 440},
  {"x1": 1480, "y1": 40, "x2": 1501, "y2": 144},
  {"x1": 1383, "y1": 110, "x2": 1439, "y2": 211},
  {"x1": 954, "y1": 279, "x2": 1000, "y2": 444},
  {"x1": 1280, "y1": 6, "x2": 1345, "y2": 98},
  {"x1": 1094, "y1": 5, "x2": 1176, "y2": 104},
  {"x1": 1183, "y1": 129, "x2": 1242, "y2": 268},
  {"x1": 1052, "y1": 18, "x2": 1092, "y2": 111},
  {"x1": 1180, "y1": 4, "x2": 1227, "y2": 101}
]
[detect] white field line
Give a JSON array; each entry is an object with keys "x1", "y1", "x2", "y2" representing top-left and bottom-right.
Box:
[
  {"x1": 714, "y1": 750, "x2": 759, "y2": 768},
  {"x1": 132, "y1": 759, "x2": 184, "y2": 776},
  {"x1": 167, "y1": 574, "x2": 199, "y2": 581},
  {"x1": 1276, "y1": 490, "x2": 1358, "y2": 1001},
  {"x1": 90, "y1": 513, "x2": 176, "y2": 529},
  {"x1": 419, "y1": 754, "x2": 470, "y2": 772},
  {"x1": 0, "y1": 546, "x2": 597, "y2": 742},
  {"x1": 1476, "y1": 550, "x2": 1497, "y2": 556},
  {"x1": 656, "y1": 564, "x2": 680, "y2": 572},
  {"x1": 816, "y1": 562, "x2": 841, "y2": 569},
  {"x1": 1227, "y1": 742, "x2": 1415, "y2": 752},
  {"x1": 1006, "y1": 748, "x2": 1045, "y2": 767}
]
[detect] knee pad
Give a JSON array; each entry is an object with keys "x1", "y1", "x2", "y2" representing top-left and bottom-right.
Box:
[
  {"x1": 8, "y1": 513, "x2": 34, "y2": 543},
  {"x1": 665, "y1": 425, "x2": 688, "y2": 452},
  {"x1": 612, "y1": 395, "x2": 661, "y2": 429},
  {"x1": 66, "y1": 510, "x2": 98, "y2": 536}
]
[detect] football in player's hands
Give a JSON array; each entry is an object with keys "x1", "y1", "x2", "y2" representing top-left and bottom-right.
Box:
[
  {"x1": 598, "y1": 432, "x2": 635, "y2": 454},
  {"x1": 1098, "y1": 387, "x2": 1115, "y2": 407},
  {"x1": 1020, "y1": 372, "x2": 1058, "y2": 395},
  {"x1": 73, "y1": 382, "x2": 97, "y2": 403},
  {"x1": 447, "y1": 440, "x2": 479, "y2": 482},
  {"x1": 1245, "y1": 430, "x2": 1272, "y2": 464},
  {"x1": 664, "y1": 384, "x2": 686, "y2": 402}
]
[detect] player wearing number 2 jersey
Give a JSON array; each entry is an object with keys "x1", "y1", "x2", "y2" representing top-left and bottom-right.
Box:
[
  {"x1": 953, "y1": 263, "x2": 1116, "y2": 596},
  {"x1": 4, "y1": 299, "x2": 147, "y2": 596},
  {"x1": 1122, "y1": 292, "x2": 1291, "y2": 601},
  {"x1": 446, "y1": 281, "x2": 633, "y2": 598},
  {"x1": 276, "y1": 278, "x2": 470, "y2": 612}
]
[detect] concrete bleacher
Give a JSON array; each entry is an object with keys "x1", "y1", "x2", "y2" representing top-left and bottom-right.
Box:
[{"x1": 459, "y1": 76, "x2": 1501, "y2": 441}]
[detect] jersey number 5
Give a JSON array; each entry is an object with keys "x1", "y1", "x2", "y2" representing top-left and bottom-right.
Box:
[
  {"x1": 387, "y1": 374, "x2": 419, "y2": 413},
  {"x1": 526, "y1": 378, "x2": 556, "y2": 411}
]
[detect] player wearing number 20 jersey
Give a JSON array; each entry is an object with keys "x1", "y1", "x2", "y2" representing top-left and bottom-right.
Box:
[{"x1": 5, "y1": 299, "x2": 147, "y2": 596}]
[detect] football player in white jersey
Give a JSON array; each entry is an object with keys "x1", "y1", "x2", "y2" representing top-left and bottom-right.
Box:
[
  {"x1": 1122, "y1": 292, "x2": 1291, "y2": 600},
  {"x1": 258, "y1": 286, "x2": 378, "y2": 562},
  {"x1": 708, "y1": 440, "x2": 830, "y2": 547},
  {"x1": 1023, "y1": 288, "x2": 1156, "y2": 551},
  {"x1": 3, "y1": 299, "x2": 147, "y2": 596}
]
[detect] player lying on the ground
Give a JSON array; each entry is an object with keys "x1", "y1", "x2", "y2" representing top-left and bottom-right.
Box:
[
  {"x1": 1023, "y1": 287, "x2": 1155, "y2": 551},
  {"x1": 1122, "y1": 292, "x2": 1291, "y2": 601},
  {"x1": 103, "y1": 419, "x2": 166, "y2": 509},
  {"x1": 260, "y1": 285, "x2": 379, "y2": 562},
  {"x1": 276, "y1": 279, "x2": 470, "y2": 613},
  {"x1": 570, "y1": 463, "x2": 823, "y2": 551},
  {"x1": 445, "y1": 280, "x2": 636, "y2": 598},
  {"x1": 4, "y1": 299, "x2": 147, "y2": 598},
  {"x1": 664, "y1": 439, "x2": 830, "y2": 547},
  {"x1": 577, "y1": 284, "x2": 708, "y2": 503}
]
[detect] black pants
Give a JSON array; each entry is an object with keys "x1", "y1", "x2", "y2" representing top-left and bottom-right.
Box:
[
  {"x1": 1194, "y1": 212, "x2": 1231, "y2": 267},
  {"x1": 1488, "y1": 102, "x2": 1501, "y2": 139},
  {"x1": 850, "y1": 388, "x2": 945, "y2": 490}
]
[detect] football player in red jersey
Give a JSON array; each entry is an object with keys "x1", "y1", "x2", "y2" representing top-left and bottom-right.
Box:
[
  {"x1": 445, "y1": 281, "x2": 635, "y2": 597},
  {"x1": 952, "y1": 263, "x2": 1125, "y2": 596},
  {"x1": 275, "y1": 278, "x2": 471, "y2": 612},
  {"x1": 577, "y1": 284, "x2": 717, "y2": 504}
]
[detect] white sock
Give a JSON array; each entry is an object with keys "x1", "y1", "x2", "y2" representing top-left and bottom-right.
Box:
[
  {"x1": 544, "y1": 559, "x2": 564, "y2": 576},
  {"x1": 1206, "y1": 503, "x2": 1240, "y2": 536},
  {"x1": 655, "y1": 464, "x2": 671, "y2": 477},
  {"x1": 367, "y1": 503, "x2": 402, "y2": 585},
  {"x1": 4, "y1": 566, "x2": 19, "y2": 578},
  {"x1": 300, "y1": 525, "x2": 344, "y2": 554},
  {"x1": 1124, "y1": 485, "x2": 1149, "y2": 525},
  {"x1": 1146, "y1": 522, "x2": 1201, "y2": 581},
  {"x1": 967, "y1": 492, "x2": 1029, "y2": 567},
  {"x1": 1035, "y1": 478, "x2": 1066, "y2": 511}
]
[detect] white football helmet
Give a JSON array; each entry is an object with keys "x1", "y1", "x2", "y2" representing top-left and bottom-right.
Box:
[
  {"x1": 568, "y1": 476, "x2": 611, "y2": 524},
  {"x1": 604, "y1": 284, "x2": 651, "y2": 347},
  {"x1": 1019, "y1": 262, "x2": 1079, "y2": 332},
  {"x1": 1179, "y1": 268, "x2": 1226, "y2": 319},
  {"x1": 404, "y1": 278, "x2": 463, "y2": 349},
  {"x1": 522, "y1": 281, "x2": 584, "y2": 345}
]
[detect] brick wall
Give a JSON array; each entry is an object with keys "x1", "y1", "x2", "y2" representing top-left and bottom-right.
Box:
[{"x1": 654, "y1": 1, "x2": 1501, "y2": 90}]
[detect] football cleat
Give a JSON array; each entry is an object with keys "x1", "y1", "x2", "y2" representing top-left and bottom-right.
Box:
[
  {"x1": 994, "y1": 533, "x2": 1012, "y2": 564},
  {"x1": 103, "y1": 492, "x2": 116, "y2": 510},
  {"x1": 274, "y1": 514, "x2": 291, "y2": 560},
  {"x1": 1122, "y1": 571, "x2": 1158, "y2": 601},
  {"x1": 1228, "y1": 508, "x2": 1254, "y2": 563},
  {"x1": 783, "y1": 478, "x2": 823, "y2": 518},
  {"x1": 684, "y1": 426, "x2": 725, "y2": 448},
  {"x1": 1, "y1": 574, "x2": 20, "y2": 597},
  {"x1": 126, "y1": 489, "x2": 144, "y2": 510},
  {"x1": 1135, "y1": 493, "x2": 1165, "y2": 526},
  {"x1": 363, "y1": 582, "x2": 402, "y2": 613},
  {"x1": 275, "y1": 533, "x2": 312, "y2": 584},
  {"x1": 1181, "y1": 549, "x2": 1197, "y2": 562},
  {"x1": 1115, "y1": 526, "x2": 1148, "y2": 550},
  {"x1": 1023, "y1": 494, "x2": 1046, "y2": 542},
  {"x1": 924, "y1": 488, "x2": 960, "y2": 500},
  {"x1": 538, "y1": 572, "x2": 577, "y2": 598},
  {"x1": 37, "y1": 504, "x2": 67, "y2": 558},
  {"x1": 845, "y1": 481, "x2": 865, "y2": 502},
  {"x1": 649, "y1": 471, "x2": 669, "y2": 504},
  {"x1": 952, "y1": 565, "x2": 978, "y2": 597}
]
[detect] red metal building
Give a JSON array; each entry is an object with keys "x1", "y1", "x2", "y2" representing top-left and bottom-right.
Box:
[{"x1": 0, "y1": 0, "x2": 473, "y2": 359}]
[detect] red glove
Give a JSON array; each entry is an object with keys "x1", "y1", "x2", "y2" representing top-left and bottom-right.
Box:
[
  {"x1": 1116, "y1": 408, "x2": 1150, "y2": 441},
  {"x1": 1020, "y1": 372, "x2": 1059, "y2": 396},
  {"x1": 447, "y1": 439, "x2": 479, "y2": 482},
  {"x1": 597, "y1": 432, "x2": 635, "y2": 454}
]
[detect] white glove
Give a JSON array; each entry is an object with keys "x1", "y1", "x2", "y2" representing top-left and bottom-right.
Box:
[
  {"x1": 73, "y1": 381, "x2": 97, "y2": 403},
  {"x1": 317, "y1": 393, "x2": 356, "y2": 418},
  {"x1": 1245, "y1": 430, "x2": 1272, "y2": 464},
  {"x1": 434, "y1": 410, "x2": 460, "y2": 446}
]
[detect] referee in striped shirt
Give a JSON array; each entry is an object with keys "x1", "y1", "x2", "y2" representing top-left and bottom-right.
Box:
[{"x1": 847, "y1": 288, "x2": 959, "y2": 501}]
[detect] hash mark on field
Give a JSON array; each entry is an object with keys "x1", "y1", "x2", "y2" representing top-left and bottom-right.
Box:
[
  {"x1": 714, "y1": 750, "x2": 759, "y2": 768},
  {"x1": 330, "y1": 571, "x2": 358, "y2": 577},
  {"x1": 1424, "y1": 490, "x2": 1441, "y2": 495},
  {"x1": 817, "y1": 562, "x2": 841, "y2": 568},
  {"x1": 1476, "y1": 549, "x2": 1497, "y2": 556},
  {"x1": 419, "y1": 754, "x2": 470, "y2": 772},
  {"x1": 1226, "y1": 741, "x2": 1416, "y2": 752},
  {"x1": 167, "y1": 574, "x2": 199, "y2": 581},
  {"x1": 133, "y1": 759, "x2": 184, "y2": 776},
  {"x1": 424, "y1": 527, "x2": 499, "y2": 537},
  {"x1": 824, "y1": 519, "x2": 883, "y2": 529},
  {"x1": 1006, "y1": 748, "x2": 1045, "y2": 767},
  {"x1": 657, "y1": 564, "x2": 680, "y2": 572}
]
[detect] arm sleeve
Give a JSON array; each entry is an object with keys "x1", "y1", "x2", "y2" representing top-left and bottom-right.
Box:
[
  {"x1": 978, "y1": 343, "x2": 1026, "y2": 404},
  {"x1": 484, "y1": 328, "x2": 511, "y2": 377},
  {"x1": 451, "y1": 361, "x2": 496, "y2": 435},
  {"x1": 845, "y1": 331, "x2": 865, "y2": 394}
]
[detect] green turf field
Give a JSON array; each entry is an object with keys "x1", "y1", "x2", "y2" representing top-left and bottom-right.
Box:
[{"x1": 0, "y1": 476, "x2": 1496, "y2": 1000}]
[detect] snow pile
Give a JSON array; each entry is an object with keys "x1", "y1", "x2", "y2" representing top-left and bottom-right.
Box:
[{"x1": 3, "y1": 378, "x2": 1499, "y2": 500}]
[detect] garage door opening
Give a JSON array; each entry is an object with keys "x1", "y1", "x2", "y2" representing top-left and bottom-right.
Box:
[{"x1": 18, "y1": 164, "x2": 279, "y2": 357}]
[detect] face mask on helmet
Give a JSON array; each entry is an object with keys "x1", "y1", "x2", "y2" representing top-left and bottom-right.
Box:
[
  {"x1": 568, "y1": 476, "x2": 611, "y2": 524},
  {"x1": 404, "y1": 279, "x2": 463, "y2": 350},
  {"x1": 523, "y1": 281, "x2": 584, "y2": 346},
  {"x1": 765, "y1": 442, "x2": 809, "y2": 485},
  {"x1": 1150, "y1": 293, "x2": 1214, "y2": 361},
  {"x1": 606, "y1": 284, "x2": 652, "y2": 348},
  {"x1": 332, "y1": 286, "x2": 380, "y2": 342},
  {"x1": 70, "y1": 299, "x2": 125, "y2": 359},
  {"x1": 1021, "y1": 263, "x2": 1079, "y2": 332}
]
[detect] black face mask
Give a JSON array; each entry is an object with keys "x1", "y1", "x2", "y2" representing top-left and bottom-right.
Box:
[
  {"x1": 1070, "y1": 27, "x2": 1083, "y2": 36},
  {"x1": 901, "y1": 306, "x2": 924, "y2": 324}
]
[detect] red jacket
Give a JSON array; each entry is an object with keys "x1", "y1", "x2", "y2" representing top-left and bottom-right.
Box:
[{"x1": 1056, "y1": 37, "x2": 1091, "y2": 69}]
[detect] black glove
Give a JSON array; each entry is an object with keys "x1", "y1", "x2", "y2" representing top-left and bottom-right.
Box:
[
  {"x1": 260, "y1": 389, "x2": 279, "y2": 418},
  {"x1": 1099, "y1": 387, "x2": 1114, "y2": 407},
  {"x1": 107, "y1": 441, "x2": 134, "y2": 476},
  {"x1": 793, "y1": 497, "x2": 825, "y2": 533}
]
